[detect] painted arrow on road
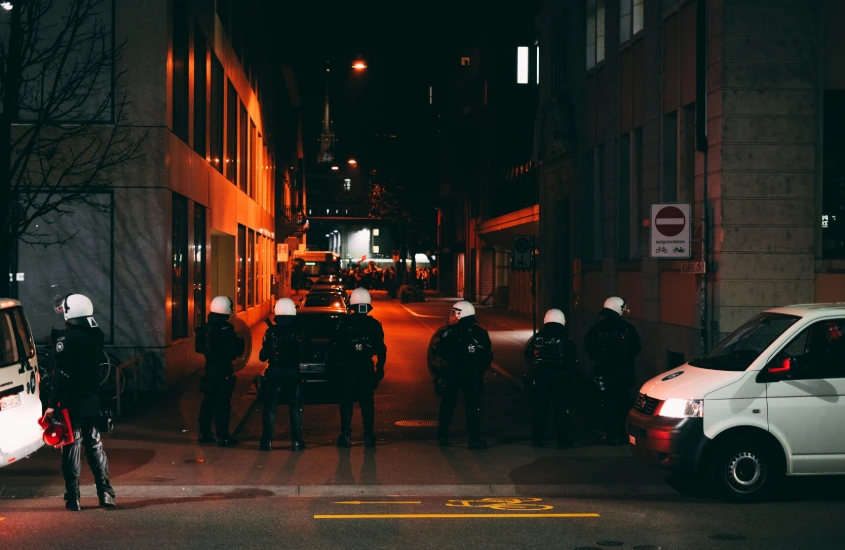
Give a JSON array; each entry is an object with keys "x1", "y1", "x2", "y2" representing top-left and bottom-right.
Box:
[{"x1": 332, "y1": 501, "x2": 422, "y2": 505}]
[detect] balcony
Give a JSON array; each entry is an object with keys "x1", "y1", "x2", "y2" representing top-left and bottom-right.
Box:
[{"x1": 277, "y1": 206, "x2": 308, "y2": 239}]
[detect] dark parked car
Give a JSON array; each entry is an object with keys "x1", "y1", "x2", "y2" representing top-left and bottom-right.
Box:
[{"x1": 295, "y1": 293, "x2": 348, "y2": 395}]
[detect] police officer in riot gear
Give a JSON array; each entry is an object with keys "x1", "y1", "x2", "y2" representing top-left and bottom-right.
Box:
[
  {"x1": 330, "y1": 288, "x2": 386, "y2": 448},
  {"x1": 584, "y1": 296, "x2": 641, "y2": 445},
  {"x1": 524, "y1": 309, "x2": 580, "y2": 449},
  {"x1": 259, "y1": 298, "x2": 307, "y2": 452},
  {"x1": 196, "y1": 296, "x2": 245, "y2": 447},
  {"x1": 43, "y1": 293, "x2": 116, "y2": 511},
  {"x1": 431, "y1": 301, "x2": 493, "y2": 450}
]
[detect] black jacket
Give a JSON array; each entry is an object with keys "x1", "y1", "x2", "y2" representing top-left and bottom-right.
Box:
[
  {"x1": 524, "y1": 322, "x2": 579, "y2": 379},
  {"x1": 195, "y1": 313, "x2": 245, "y2": 380},
  {"x1": 330, "y1": 312, "x2": 387, "y2": 378},
  {"x1": 50, "y1": 319, "x2": 104, "y2": 418},
  {"x1": 584, "y1": 308, "x2": 641, "y2": 385},
  {"x1": 259, "y1": 317, "x2": 307, "y2": 371},
  {"x1": 432, "y1": 316, "x2": 493, "y2": 378}
]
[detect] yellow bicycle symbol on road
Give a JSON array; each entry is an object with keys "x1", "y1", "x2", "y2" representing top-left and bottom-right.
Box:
[{"x1": 446, "y1": 498, "x2": 554, "y2": 511}]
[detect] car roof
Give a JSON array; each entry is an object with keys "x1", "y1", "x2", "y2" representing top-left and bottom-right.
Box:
[
  {"x1": 766, "y1": 303, "x2": 845, "y2": 318},
  {"x1": 0, "y1": 298, "x2": 22, "y2": 309}
]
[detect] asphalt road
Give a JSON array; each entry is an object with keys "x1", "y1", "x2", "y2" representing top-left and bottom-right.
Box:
[
  {"x1": 3, "y1": 293, "x2": 845, "y2": 548},
  {"x1": 3, "y1": 494, "x2": 845, "y2": 549}
]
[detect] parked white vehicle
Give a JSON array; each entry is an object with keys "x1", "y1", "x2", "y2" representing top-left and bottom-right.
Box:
[
  {"x1": 627, "y1": 303, "x2": 845, "y2": 502},
  {"x1": 0, "y1": 298, "x2": 44, "y2": 468}
]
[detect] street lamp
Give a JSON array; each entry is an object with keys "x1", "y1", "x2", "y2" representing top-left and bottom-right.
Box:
[
  {"x1": 348, "y1": 159, "x2": 358, "y2": 166},
  {"x1": 1, "y1": 3, "x2": 13, "y2": 11},
  {"x1": 331, "y1": 166, "x2": 339, "y2": 171},
  {"x1": 352, "y1": 59, "x2": 367, "y2": 71}
]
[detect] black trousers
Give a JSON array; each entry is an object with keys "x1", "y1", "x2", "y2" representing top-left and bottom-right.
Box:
[
  {"x1": 599, "y1": 383, "x2": 632, "y2": 440},
  {"x1": 61, "y1": 416, "x2": 114, "y2": 501},
  {"x1": 533, "y1": 376, "x2": 572, "y2": 442},
  {"x1": 438, "y1": 375, "x2": 482, "y2": 438},
  {"x1": 199, "y1": 384, "x2": 234, "y2": 438},
  {"x1": 339, "y1": 381, "x2": 375, "y2": 436},
  {"x1": 262, "y1": 369, "x2": 303, "y2": 441}
]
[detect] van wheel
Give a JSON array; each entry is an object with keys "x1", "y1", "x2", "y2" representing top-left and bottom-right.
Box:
[{"x1": 711, "y1": 436, "x2": 780, "y2": 503}]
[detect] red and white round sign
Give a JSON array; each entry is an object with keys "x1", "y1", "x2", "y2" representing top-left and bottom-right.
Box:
[{"x1": 654, "y1": 206, "x2": 686, "y2": 237}]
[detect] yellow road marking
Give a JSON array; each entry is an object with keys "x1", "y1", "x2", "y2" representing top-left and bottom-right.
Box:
[
  {"x1": 332, "y1": 501, "x2": 422, "y2": 505},
  {"x1": 314, "y1": 513, "x2": 599, "y2": 519}
]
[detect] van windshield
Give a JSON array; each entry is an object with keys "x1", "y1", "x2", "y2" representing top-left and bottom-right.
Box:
[{"x1": 689, "y1": 313, "x2": 800, "y2": 372}]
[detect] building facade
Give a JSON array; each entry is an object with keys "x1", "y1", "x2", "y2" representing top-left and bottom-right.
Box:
[
  {"x1": 534, "y1": 0, "x2": 845, "y2": 384},
  {"x1": 14, "y1": 0, "x2": 300, "y2": 389}
]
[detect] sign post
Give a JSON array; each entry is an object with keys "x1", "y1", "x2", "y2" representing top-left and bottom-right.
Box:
[{"x1": 650, "y1": 203, "x2": 691, "y2": 259}]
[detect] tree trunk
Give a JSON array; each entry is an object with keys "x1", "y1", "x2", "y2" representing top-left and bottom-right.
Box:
[{"x1": 0, "y1": 5, "x2": 22, "y2": 297}]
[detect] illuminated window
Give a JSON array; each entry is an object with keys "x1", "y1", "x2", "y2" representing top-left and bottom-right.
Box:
[
  {"x1": 536, "y1": 46, "x2": 540, "y2": 85},
  {"x1": 460, "y1": 56, "x2": 471, "y2": 66},
  {"x1": 587, "y1": 0, "x2": 606, "y2": 68},
  {"x1": 621, "y1": 0, "x2": 644, "y2": 42},
  {"x1": 344, "y1": 179, "x2": 351, "y2": 191},
  {"x1": 429, "y1": 86, "x2": 433, "y2": 105},
  {"x1": 372, "y1": 246, "x2": 380, "y2": 253},
  {"x1": 373, "y1": 228, "x2": 380, "y2": 236},
  {"x1": 517, "y1": 46, "x2": 529, "y2": 84}
]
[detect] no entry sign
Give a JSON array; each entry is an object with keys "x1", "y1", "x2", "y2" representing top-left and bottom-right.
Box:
[{"x1": 650, "y1": 203, "x2": 691, "y2": 259}]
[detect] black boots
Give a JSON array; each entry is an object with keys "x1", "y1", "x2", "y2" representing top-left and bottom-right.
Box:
[
  {"x1": 65, "y1": 498, "x2": 81, "y2": 511},
  {"x1": 217, "y1": 436, "x2": 239, "y2": 447},
  {"x1": 198, "y1": 432, "x2": 217, "y2": 444},
  {"x1": 363, "y1": 433, "x2": 376, "y2": 448},
  {"x1": 260, "y1": 439, "x2": 272, "y2": 451},
  {"x1": 336, "y1": 434, "x2": 352, "y2": 448},
  {"x1": 291, "y1": 439, "x2": 306, "y2": 451},
  {"x1": 99, "y1": 493, "x2": 117, "y2": 508}
]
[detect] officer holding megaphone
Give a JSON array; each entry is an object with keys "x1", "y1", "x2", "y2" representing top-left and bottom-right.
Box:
[{"x1": 43, "y1": 294, "x2": 116, "y2": 512}]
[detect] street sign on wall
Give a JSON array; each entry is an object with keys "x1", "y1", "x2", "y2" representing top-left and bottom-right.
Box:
[
  {"x1": 650, "y1": 203, "x2": 691, "y2": 259},
  {"x1": 513, "y1": 235, "x2": 533, "y2": 270}
]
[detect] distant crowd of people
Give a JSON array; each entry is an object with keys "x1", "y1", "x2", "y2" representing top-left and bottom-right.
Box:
[{"x1": 292, "y1": 264, "x2": 438, "y2": 293}]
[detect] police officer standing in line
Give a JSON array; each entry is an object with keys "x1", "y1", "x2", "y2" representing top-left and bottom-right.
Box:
[
  {"x1": 196, "y1": 296, "x2": 245, "y2": 447},
  {"x1": 432, "y1": 301, "x2": 493, "y2": 450},
  {"x1": 259, "y1": 298, "x2": 307, "y2": 452},
  {"x1": 524, "y1": 309, "x2": 580, "y2": 449},
  {"x1": 43, "y1": 294, "x2": 116, "y2": 511},
  {"x1": 584, "y1": 296, "x2": 641, "y2": 445},
  {"x1": 331, "y1": 288, "x2": 386, "y2": 448}
]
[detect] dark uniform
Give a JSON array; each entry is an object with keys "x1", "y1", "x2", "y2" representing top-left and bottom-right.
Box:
[
  {"x1": 330, "y1": 310, "x2": 386, "y2": 447},
  {"x1": 431, "y1": 316, "x2": 493, "y2": 448},
  {"x1": 259, "y1": 317, "x2": 307, "y2": 450},
  {"x1": 524, "y1": 322, "x2": 580, "y2": 448},
  {"x1": 51, "y1": 319, "x2": 115, "y2": 508},
  {"x1": 584, "y1": 308, "x2": 641, "y2": 444},
  {"x1": 195, "y1": 312, "x2": 245, "y2": 444}
]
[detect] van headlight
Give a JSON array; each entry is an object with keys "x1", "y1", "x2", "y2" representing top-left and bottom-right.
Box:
[{"x1": 658, "y1": 398, "x2": 703, "y2": 418}]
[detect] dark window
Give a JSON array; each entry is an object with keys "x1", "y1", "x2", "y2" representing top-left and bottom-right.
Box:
[
  {"x1": 662, "y1": 111, "x2": 678, "y2": 202},
  {"x1": 823, "y1": 90, "x2": 845, "y2": 259},
  {"x1": 226, "y1": 79, "x2": 237, "y2": 183},
  {"x1": 248, "y1": 229, "x2": 255, "y2": 307},
  {"x1": 237, "y1": 224, "x2": 246, "y2": 311},
  {"x1": 779, "y1": 319, "x2": 845, "y2": 380},
  {"x1": 210, "y1": 53, "x2": 224, "y2": 173},
  {"x1": 194, "y1": 25, "x2": 207, "y2": 158},
  {"x1": 239, "y1": 101, "x2": 248, "y2": 193},
  {"x1": 11, "y1": 307, "x2": 35, "y2": 359},
  {"x1": 618, "y1": 133, "x2": 631, "y2": 260},
  {"x1": 172, "y1": 194, "x2": 189, "y2": 339},
  {"x1": 583, "y1": 149, "x2": 595, "y2": 262},
  {"x1": 193, "y1": 204, "x2": 206, "y2": 327},
  {"x1": 551, "y1": 12, "x2": 564, "y2": 93},
  {"x1": 249, "y1": 119, "x2": 257, "y2": 197},
  {"x1": 172, "y1": 0, "x2": 189, "y2": 142},
  {"x1": 632, "y1": 127, "x2": 643, "y2": 259},
  {"x1": 0, "y1": 309, "x2": 20, "y2": 367}
]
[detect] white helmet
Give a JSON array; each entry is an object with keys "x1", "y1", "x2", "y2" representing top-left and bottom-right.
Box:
[
  {"x1": 350, "y1": 288, "x2": 372, "y2": 306},
  {"x1": 543, "y1": 309, "x2": 566, "y2": 326},
  {"x1": 58, "y1": 294, "x2": 94, "y2": 321},
  {"x1": 274, "y1": 298, "x2": 296, "y2": 316},
  {"x1": 603, "y1": 296, "x2": 629, "y2": 316},
  {"x1": 449, "y1": 301, "x2": 475, "y2": 324},
  {"x1": 210, "y1": 296, "x2": 235, "y2": 315}
]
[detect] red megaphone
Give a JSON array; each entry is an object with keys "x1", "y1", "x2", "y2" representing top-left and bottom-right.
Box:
[{"x1": 38, "y1": 409, "x2": 75, "y2": 448}]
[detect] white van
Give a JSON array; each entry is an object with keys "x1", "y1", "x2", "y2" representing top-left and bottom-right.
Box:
[
  {"x1": 627, "y1": 303, "x2": 845, "y2": 502},
  {"x1": 0, "y1": 298, "x2": 44, "y2": 467}
]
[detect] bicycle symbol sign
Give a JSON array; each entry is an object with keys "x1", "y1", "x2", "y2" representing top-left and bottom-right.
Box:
[{"x1": 446, "y1": 498, "x2": 553, "y2": 511}]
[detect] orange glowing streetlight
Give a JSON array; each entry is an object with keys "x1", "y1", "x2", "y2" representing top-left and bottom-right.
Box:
[
  {"x1": 348, "y1": 159, "x2": 358, "y2": 166},
  {"x1": 352, "y1": 59, "x2": 367, "y2": 71}
]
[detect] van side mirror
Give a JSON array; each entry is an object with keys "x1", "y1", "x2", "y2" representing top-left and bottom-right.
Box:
[{"x1": 763, "y1": 356, "x2": 795, "y2": 381}]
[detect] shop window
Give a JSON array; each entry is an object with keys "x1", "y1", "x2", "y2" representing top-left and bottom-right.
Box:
[
  {"x1": 237, "y1": 224, "x2": 246, "y2": 311},
  {"x1": 618, "y1": 133, "x2": 631, "y2": 260},
  {"x1": 823, "y1": 90, "x2": 845, "y2": 258},
  {"x1": 193, "y1": 204, "x2": 206, "y2": 327},
  {"x1": 172, "y1": 194, "x2": 189, "y2": 339},
  {"x1": 248, "y1": 228, "x2": 255, "y2": 307}
]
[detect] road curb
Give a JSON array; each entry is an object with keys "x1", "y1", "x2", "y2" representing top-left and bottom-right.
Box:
[{"x1": 0, "y1": 483, "x2": 673, "y2": 499}]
